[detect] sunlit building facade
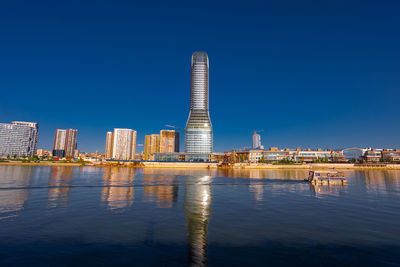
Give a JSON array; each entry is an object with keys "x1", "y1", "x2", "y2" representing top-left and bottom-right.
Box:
[
  {"x1": 53, "y1": 129, "x2": 78, "y2": 158},
  {"x1": 111, "y1": 128, "x2": 136, "y2": 160},
  {"x1": 105, "y1": 131, "x2": 114, "y2": 159},
  {"x1": 0, "y1": 121, "x2": 38, "y2": 157},
  {"x1": 160, "y1": 130, "x2": 179, "y2": 153},
  {"x1": 185, "y1": 52, "x2": 213, "y2": 154},
  {"x1": 144, "y1": 134, "x2": 160, "y2": 160}
]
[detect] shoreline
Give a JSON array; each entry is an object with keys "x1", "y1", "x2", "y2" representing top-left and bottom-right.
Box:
[{"x1": 1, "y1": 161, "x2": 400, "y2": 169}]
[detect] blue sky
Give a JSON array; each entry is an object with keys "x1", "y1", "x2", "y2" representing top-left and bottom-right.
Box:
[{"x1": 0, "y1": 0, "x2": 399, "y2": 153}]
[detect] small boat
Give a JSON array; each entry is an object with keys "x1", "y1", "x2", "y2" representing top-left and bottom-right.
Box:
[{"x1": 305, "y1": 170, "x2": 347, "y2": 185}]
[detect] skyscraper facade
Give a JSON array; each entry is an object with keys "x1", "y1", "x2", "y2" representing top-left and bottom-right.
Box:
[
  {"x1": 111, "y1": 128, "x2": 136, "y2": 160},
  {"x1": 144, "y1": 134, "x2": 160, "y2": 160},
  {"x1": 252, "y1": 132, "x2": 261, "y2": 149},
  {"x1": 160, "y1": 130, "x2": 179, "y2": 153},
  {"x1": 53, "y1": 129, "x2": 77, "y2": 158},
  {"x1": 0, "y1": 121, "x2": 39, "y2": 157},
  {"x1": 185, "y1": 52, "x2": 213, "y2": 154}
]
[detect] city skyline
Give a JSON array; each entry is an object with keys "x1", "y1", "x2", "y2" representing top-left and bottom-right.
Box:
[{"x1": 1, "y1": 1, "x2": 399, "y2": 152}]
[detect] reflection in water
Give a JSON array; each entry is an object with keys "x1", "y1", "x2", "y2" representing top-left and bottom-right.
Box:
[
  {"x1": 143, "y1": 169, "x2": 179, "y2": 208},
  {"x1": 364, "y1": 170, "x2": 400, "y2": 194},
  {"x1": 184, "y1": 175, "x2": 212, "y2": 267},
  {"x1": 102, "y1": 167, "x2": 135, "y2": 210},
  {"x1": 48, "y1": 167, "x2": 74, "y2": 208},
  {"x1": 309, "y1": 184, "x2": 347, "y2": 198},
  {"x1": 0, "y1": 166, "x2": 33, "y2": 216}
]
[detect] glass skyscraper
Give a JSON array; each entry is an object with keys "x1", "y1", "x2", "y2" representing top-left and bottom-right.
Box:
[
  {"x1": 185, "y1": 52, "x2": 213, "y2": 154},
  {"x1": 0, "y1": 121, "x2": 39, "y2": 157}
]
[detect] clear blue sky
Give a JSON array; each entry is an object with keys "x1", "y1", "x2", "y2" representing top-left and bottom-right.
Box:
[{"x1": 0, "y1": 0, "x2": 399, "y2": 153}]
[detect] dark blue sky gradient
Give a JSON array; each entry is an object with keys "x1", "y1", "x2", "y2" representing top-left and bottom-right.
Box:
[{"x1": 1, "y1": 0, "x2": 399, "y2": 152}]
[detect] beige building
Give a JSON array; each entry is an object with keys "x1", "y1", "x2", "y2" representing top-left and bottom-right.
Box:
[
  {"x1": 144, "y1": 134, "x2": 160, "y2": 160},
  {"x1": 105, "y1": 128, "x2": 136, "y2": 160},
  {"x1": 159, "y1": 130, "x2": 179, "y2": 153},
  {"x1": 105, "y1": 131, "x2": 114, "y2": 159}
]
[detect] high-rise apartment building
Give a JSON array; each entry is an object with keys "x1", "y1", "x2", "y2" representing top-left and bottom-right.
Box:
[
  {"x1": 105, "y1": 131, "x2": 114, "y2": 159},
  {"x1": 53, "y1": 129, "x2": 78, "y2": 158},
  {"x1": 0, "y1": 121, "x2": 39, "y2": 157},
  {"x1": 105, "y1": 128, "x2": 136, "y2": 160},
  {"x1": 160, "y1": 130, "x2": 179, "y2": 153},
  {"x1": 185, "y1": 52, "x2": 213, "y2": 154},
  {"x1": 252, "y1": 132, "x2": 262, "y2": 149},
  {"x1": 144, "y1": 134, "x2": 160, "y2": 160}
]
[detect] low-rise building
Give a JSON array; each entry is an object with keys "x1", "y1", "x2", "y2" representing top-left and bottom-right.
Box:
[
  {"x1": 381, "y1": 149, "x2": 400, "y2": 162},
  {"x1": 363, "y1": 149, "x2": 382, "y2": 162},
  {"x1": 152, "y1": 153, "x2": 211, "y2": 162}
]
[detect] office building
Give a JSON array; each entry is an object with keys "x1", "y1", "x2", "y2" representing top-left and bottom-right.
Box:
[
  {"x1": 106, "y1": 128, "x2": 136, "y2": 160},
  {"x1": 185, "y1": 52, "x2": 213, "y2": 154},
  {"x1": 0, "y1": 121, "x2": 39, "y2": 157},
  {"x1": 53, "y1": 129, "x2": 77, "y2": 158},
  {"x1": 144, "y1": 134, "x2": 160, "y2": 160},
  {"x1": 160, "y1": 130, "x2": 179, "y2": 153}
]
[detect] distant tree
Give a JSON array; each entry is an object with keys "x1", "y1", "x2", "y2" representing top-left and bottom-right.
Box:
[
  {"x1": 7, "y1": 154, "x2": 10, "y2": 159},
  {"x1": 13, "y1": 154, "x2": 17, "y2": 159}
]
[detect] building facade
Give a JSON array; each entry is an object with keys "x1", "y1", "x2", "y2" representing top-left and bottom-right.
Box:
[
  {"x1": 252, "y1": 132, "x2": 262, "y2": 149},
  {"x1": 185, "y1": 52, "x2": 213, "y2": 154},
  {"x1": 105, "y1": 131, "x2": 114, "y2": 159},
  {"x1": 229, "y1": 147, "x2": 346, "y2": 163},
  {"x1": 160, "y1": 130, "x2": 179, "y2": 153},
  {"x1": 111, "y1": 128, "x2": 136, "y2": 160},
  {"x1": 144, "y1": 134, "x2": 160, "y2": 160},
  {"x1": 0, "y1": 121, "x2": 39, "y2": 157},
  {"x1": 381, "y1": 149, "x2": 400, "y2": 162},
  {"x1": 53, "y1": 129, "x2": 77, "y2": 158}
]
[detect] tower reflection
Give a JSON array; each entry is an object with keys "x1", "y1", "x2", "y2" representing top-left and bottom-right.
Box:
[
  {"x1": 184, "y1": 175, "x2": 212, "y2": 267},
  {"x1": 102, "y1": 167, "x2": 135, "y2": 210},
  {"x1": 0, "y1": 166, "x2": 33, "y2": 216},
  {"x1": 48, "y1": 166, "x2": 73, "y2": 208}
]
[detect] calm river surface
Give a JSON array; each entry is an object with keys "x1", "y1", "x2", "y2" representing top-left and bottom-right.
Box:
[{"x1": 0, "y1": 166, "x2": 399, "y2": 266}]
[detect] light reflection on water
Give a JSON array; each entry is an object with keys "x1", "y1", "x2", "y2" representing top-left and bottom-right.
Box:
[{"x1": 0, "y1": 166, "x2": 399, "y2": 266}]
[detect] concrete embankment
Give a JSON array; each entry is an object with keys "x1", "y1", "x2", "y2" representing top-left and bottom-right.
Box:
[
  {"x1": 234, "y1": 163, "x2": 400, "y2": 170},
  {"x1": 140, "y1": 162, "x2": 218, "y2": 168},
  {"x1": 1, "y1": 161, "x2": 400, "y2": 170}
]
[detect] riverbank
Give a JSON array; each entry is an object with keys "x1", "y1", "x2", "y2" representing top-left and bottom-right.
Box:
[
  {"x1": 1, "y1": 161, "x2": 400, "y2": 169},
  {"x1": 0, "y1": 161, "x2": 82, "y2": 167},
  {"x1": 234, "y1": 163, "x2": 400, "y2": 170}
]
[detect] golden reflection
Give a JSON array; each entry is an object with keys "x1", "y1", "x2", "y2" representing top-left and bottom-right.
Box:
[
  {"x1": 142, "y1": 176, "x2": 178, "y2": 209},
  {"x1": 102, "y1": 167, "x2": 135, "y2": 210},
  {"x1": 0, "y1": 166, "x2": 33, "y2": 215},
  {"x1": 48, "y1": 166, "x2": 74, "y2": 208},
  {"x1": 363, "y1": 170, "x2": 400, "y2": 193},
  {"x1": 184, "y1": 175, "x2": 212, "y2": 267}
]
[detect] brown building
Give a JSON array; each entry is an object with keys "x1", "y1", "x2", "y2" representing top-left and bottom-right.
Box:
[
  {"x1": 159, "y1": 130, "x2": 179, "y2": 153},
  {"x1": 144, "y1": 134, "x2": 160, "y2": 160},
  {"x1": 105, "y1": 132, "x2": 114, "y2": 159}
]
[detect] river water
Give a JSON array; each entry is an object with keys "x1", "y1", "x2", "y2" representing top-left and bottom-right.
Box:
[{"x1": 0, "y1": 166, "x2": 399, "y2": 266}]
